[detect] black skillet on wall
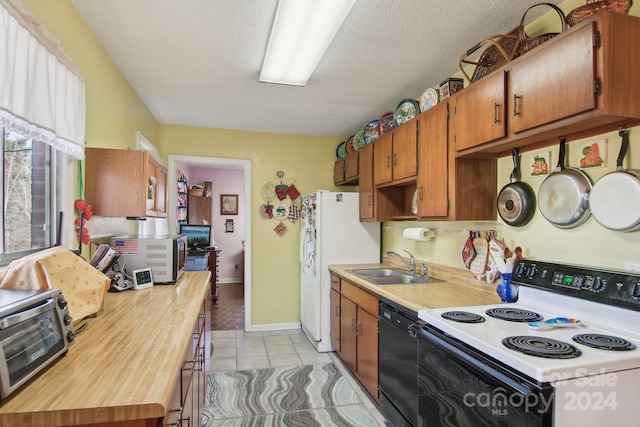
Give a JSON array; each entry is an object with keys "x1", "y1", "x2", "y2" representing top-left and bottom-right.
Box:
[{"x1": 497, "y1": 148, "x2": 536, "y2": 226}]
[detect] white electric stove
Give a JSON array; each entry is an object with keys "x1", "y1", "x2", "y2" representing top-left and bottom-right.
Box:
[{"x1": 416, "y1": 259, "x2": 640, "y2": 427}]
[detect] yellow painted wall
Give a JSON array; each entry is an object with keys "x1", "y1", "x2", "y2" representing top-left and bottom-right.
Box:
[
  {"x1": 24, "y1": 0, "x2": 159, "y2": 149},
  {"x1": 383, "y1": 1, "x2": 640, "y2": 274},
  {"x1": 160, "y1": 125, "x2": 343, "y2": 325}
]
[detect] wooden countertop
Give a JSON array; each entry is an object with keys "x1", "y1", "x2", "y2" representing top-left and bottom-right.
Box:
[
  {"x1": 329, "y1": 262, "x2": 501, "y2": 313},
  {"x1": 0, "y1": 271, "x2": 211, "y2": 427}
]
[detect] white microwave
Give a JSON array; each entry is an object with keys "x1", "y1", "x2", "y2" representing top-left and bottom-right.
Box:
[{"x1": 110, "y1": 235, "x2": 187, "y2": 283}]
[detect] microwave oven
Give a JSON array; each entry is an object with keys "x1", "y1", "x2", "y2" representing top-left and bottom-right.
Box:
[
  {"x1": 0, "y1": 289, "x2": 75, "y2": 401},
  {"x1": 110, "y1": 234, "x2": 187, "y2": 284}
]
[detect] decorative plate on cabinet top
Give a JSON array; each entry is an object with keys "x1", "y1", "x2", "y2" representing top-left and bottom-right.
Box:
[
  {"x1": 345, "y1": 135, "x2": 356, "y2": 154},
  {"x1": 336, "y1": 141, "x2": 347, "y2": 159},
  {"x1": 378, "y1": 111, "x2": 395, "y2": 135},
  {"x1": 394, "y1": 99, "x2": 420, "y2": 127},
  {"x1": 363, "y1": 119, "x2": 379, "y2": 144},
  {"x1": 420, "y1": 88, "x2": 439, "y2": 112},
  {"x1": 353, "y1": 130, "x2": 366, "y2": 150}
]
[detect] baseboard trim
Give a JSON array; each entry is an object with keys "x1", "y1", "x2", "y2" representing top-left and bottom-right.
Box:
[{"x1": 248, "y1": 322, "x2": 301, "y2": 332}]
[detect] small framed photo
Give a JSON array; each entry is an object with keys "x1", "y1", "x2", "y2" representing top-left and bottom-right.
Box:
[
  {"x1": 578, "y1": 139, "x2": 607, "y2": 169},
  {"x1": 220, "y1": 194, "x2": 238, "y2": 215},
  {"x1": 529, "y1": 151, "x2": 551, "y2": 177}
]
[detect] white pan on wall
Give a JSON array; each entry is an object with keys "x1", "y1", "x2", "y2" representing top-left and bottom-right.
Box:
[{"x1": 589, "y1": 129, "x2": 640, "y2": 231}]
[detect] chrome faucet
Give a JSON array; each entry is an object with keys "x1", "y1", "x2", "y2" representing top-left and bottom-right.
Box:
[{"x1": 384, "y1": 250, "x2": 416, "y2": 276}]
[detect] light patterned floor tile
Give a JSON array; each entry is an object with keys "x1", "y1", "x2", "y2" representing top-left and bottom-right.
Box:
[
  {"x1": 236, "y1": 355, "x2": 270, "y2": 370},
  {"x1": 265, "y1": 343, "x2": 297, "y2": 355},
  {"x1": 299, "y1": 351, "x2": 333, "y2": 365},
  {"x1": 268, "y1": 353, "x2": 302, "y2": 367},
  {"x1": 209, "y1": 357, "x2": 236, "y2": 372}
]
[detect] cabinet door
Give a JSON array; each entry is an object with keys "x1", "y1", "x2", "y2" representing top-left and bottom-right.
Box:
[
  {"x1": 358, "y1": 144, "x2": 375, "y2": 220},
  {"x1": 333, "y1": 159, "x2": 345, "y2": 184},
  {"x1": 454, "y1": 71, "x2": 507, "y2": 151},
  {"x1": 417, "y1": 102, "x2": 449, "y2": 218},
  {"x1": 510, "y1": 23, "x2": 596, "y2": 133},
  {"x1": 339, "y1": 296, "x2": 357, "y2": 373},
  {"x1": 373, "y1": 132, "x2": 393, "y2": 185},
  {"x1": 392, "y1": 119, "x2": 418, "y2": 181},
  {"x1": 344, "y1": 153, "x2": 359, "y2": 181},
  {"x1": 85, "y1": 148, "x2": 146, "y2": 217},
  {"x1": 330, "y1": 288, "x2": 341, "y2": 353},
  {"x1": 356, "y1": 307, "x2": 379, "y2": 401},
  {"x1": 188, "y1": 196, "x2": 213, "y2": 224}
]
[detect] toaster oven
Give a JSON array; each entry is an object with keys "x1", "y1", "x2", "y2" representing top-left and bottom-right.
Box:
[{"x1": 0, "y1": 288, "x2": 75, "y2": 401}]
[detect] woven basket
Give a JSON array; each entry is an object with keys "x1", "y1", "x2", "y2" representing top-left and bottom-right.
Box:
[
  {"x1": 459, "y1": 26, "x2": 522, "y2": 83},
  {"x1": 519, "y1": 3, "x2": 567, "y2": 55},
  {"x1": 189, "y1": 187, "x2": 204, "y2": 196},
  {"x1": 566, "y1": 0, "x2": 633, "y2": 27}
]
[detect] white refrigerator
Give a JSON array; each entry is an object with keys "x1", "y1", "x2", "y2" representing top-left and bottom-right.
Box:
[{"x1": 299, "y1": 191, "x2": 380, "y2": 352}]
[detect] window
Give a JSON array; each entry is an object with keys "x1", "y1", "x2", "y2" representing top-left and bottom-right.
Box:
[{"x1": 1, "y1": 128, "x2": 53, "y2": 264}]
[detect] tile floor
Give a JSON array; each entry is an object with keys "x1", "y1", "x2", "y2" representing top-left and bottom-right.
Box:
[{"x1": 207, "y1": 328, "x2": 390, "y2": 426}]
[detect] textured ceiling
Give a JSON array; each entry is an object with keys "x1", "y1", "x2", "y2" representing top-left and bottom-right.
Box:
[{"x1": 71, "y1": 0, "x2": 563, "y2": 139}]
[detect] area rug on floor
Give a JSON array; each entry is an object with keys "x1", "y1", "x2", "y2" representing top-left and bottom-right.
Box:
[{"x1": 201, "y1": 363, "x2": 381, "y2": 426}]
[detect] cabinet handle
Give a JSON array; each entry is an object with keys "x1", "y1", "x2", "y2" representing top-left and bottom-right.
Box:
[
  {"x1": 418, "y1": 187, "x2": 424, "y2": 201},
  {"x1": 355, "y1": 323, "x2": 361, "y2": 336},
  {"x1": 393, "y1": 153, "x2": 397, "y2": 166},
  {"x1": 351, "y1": 318, "x2": 356, "y2": 330},
  {"x1": 513, "y1": 94, "x2": 521, "y2": 116},
  {"x1": 494, "y1": 103, "x2": 500, "y2": 123},
  {"x1": 368, "y1": 195, "x2": 372, "y2": 206},
  {"x1": 386, "y1": 155, "x2": 391, "y2": 168},
  {"x1": 335, "y1": 305, "x2": 340, "y2": 317}
]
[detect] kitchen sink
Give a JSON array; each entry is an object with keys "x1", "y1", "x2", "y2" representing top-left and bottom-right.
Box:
[
  {"x1": 347, "y1": 268, "x2": 446, "y2": 285},
  {"x1": 348, "y1": 268, "x2": 408, "y2": 277}
]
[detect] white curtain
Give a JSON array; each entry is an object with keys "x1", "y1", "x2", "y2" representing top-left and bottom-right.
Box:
[{"x1": 0, "y1": 0, "x2": 86, "y2": 159}]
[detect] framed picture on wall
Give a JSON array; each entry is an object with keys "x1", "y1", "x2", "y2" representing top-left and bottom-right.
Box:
[{"x1": 221, "y1": 194, "x2": 238, "y2": 215}]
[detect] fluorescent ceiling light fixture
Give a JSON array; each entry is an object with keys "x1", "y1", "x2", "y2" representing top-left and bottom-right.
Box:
[{"x1": 260, "y1": 0, "x2": 356, "y2": 86}]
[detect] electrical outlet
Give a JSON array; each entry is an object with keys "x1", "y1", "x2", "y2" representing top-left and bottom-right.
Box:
[
  {"x1": 624, "y1": 262, "x2": 640, "y2": 272},
  {"x1": 235, "y1": 264, "x2": 239, "y2": 270}
]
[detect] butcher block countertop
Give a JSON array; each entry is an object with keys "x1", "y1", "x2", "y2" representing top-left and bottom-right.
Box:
[
  {"x1": 0, "y1": 271, "x2": 211, "y2": 427},
  {"x1": 329, "y1": 261, "x2": 501, "y2": 313}
]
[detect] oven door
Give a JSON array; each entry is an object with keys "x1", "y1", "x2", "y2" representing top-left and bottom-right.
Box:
[
  {"x1": 0, "y1": 297, "x2": 67, "y2": 397},
  {"x1": 417, "y1": 324, "x2": 553, "y2": 427}
]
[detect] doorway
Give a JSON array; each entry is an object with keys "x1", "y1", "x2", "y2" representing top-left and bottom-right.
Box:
[{"x1": 168, "y1": 155, "x2": 252, "y2": 330}]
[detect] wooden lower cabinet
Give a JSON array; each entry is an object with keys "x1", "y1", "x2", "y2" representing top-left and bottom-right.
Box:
[{"x1": 330, "y1": 274, "x2": 379, "y2": 401}]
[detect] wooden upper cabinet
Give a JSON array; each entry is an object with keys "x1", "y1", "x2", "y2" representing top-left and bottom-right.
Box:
[
  {"x1": 417, "y1": 102, "x2": 449, "y2": 218},
  {"x1": 373, "y1": 119, "x2": 417, "y2": 186},
  {"x1": 85, "y1": 148, "x2": 167, "y2": 218},
  {"x1": 358, "y1": 143, "x2": 375, "y2": 220},
  {"x1": 453, "y1": 71, "x2": 507, "y2": 151},
  {"x1": 333, "y1": 152, "x2": 359, "y2": 185},
  {"x1": 509, "y1": 22, "x2": 596, "y2": 134},
  {"x1": 455, "y1": 12, "x2": 640, "y2": 157},
  {"x1": 373, "y1": 132, "x2": 393, "y2": 185}
]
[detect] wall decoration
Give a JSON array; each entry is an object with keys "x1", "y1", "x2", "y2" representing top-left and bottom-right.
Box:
[
  {"x1": 221, "y1": 194, "x2": 238, "y2": 215},
  {"x1": 578, "y1": 139, "x2": 607, "y2": 169},
  {"x1": 225, "y1": 219, "x2": 234, "y2": 232},
  {"x1": 274, "y1": 222, "x2": 288, "y2": 237},
  {"x1": 258, "y1": 171, "x2": 301, "y2": 231},
  {"x1": 529, "y1": 151, "x2": 550, "y2": 177}
]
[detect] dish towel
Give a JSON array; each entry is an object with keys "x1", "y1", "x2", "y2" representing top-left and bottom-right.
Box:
[{"x1": 0, "y1": 246, "x2": 110, "y2": 323}]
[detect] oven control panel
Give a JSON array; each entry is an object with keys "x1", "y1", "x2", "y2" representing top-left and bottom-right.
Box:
[{"x1": 512, "y1": 259, "x2": 640, "y2": 311}]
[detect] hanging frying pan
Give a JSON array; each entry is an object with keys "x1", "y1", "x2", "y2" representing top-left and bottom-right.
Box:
[
  {"x1": 589, "y1": 129, "x2": 640, "y2": 231},
  {"x1": 538, "y1": 138, "x2": 592, "y2": 228},
  {"x1": 497, "y1": 148, "x2": 536, "y2": 226}
]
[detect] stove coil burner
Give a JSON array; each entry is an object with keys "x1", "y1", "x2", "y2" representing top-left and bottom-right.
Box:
[
  {"x1": 502, "y1": 336, "x2": 582, "y2": 359},
  {"x1": 572, "y1": 334, "x2": 637, "y2": 351},
  {"x1": 440, "y1": 311, "x2": 486, "y2": 323},
  {"x1": 485, "y1": 308, "x2": 544, "y2": 322}
]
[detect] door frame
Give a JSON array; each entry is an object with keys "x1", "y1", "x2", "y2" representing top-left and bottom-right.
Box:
[{"x1": 167, "y1": 154, "x2": 252, "y2": 330}]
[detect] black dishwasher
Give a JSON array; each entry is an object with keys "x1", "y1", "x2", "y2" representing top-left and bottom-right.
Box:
[{"x1": 379, "y1": 297, "x2": 422, "y2": 427}]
